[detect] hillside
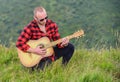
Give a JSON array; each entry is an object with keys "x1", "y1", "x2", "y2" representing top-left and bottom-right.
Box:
[
  {"x1": 0, "y1": 0, "x2": 120, "y2": 49},
  {"x1": 0, "y1": 45, "x2": 120, "y2": 82}
]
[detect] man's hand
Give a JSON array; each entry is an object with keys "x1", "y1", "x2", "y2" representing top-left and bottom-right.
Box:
[
  {"x1": 61, "y1": 38, "x2": 69, "y2": 47},
  {"x1": 33, "y1": 46, "x2": 46, "y2": 55},
  {"x1": 27, "y1": 45, "x2": 46, "y2": 55}
]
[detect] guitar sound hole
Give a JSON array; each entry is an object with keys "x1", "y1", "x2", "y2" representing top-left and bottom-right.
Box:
[{"x1": 38, "y1": 44, "x2": 44, "y2": 48}]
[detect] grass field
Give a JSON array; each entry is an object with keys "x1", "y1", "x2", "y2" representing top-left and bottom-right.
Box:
[{"x1": 0, "y1": 45, "x2": 120, "y2": 82}]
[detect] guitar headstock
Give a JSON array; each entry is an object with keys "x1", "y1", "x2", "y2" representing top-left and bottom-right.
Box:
[{"x1": 72, "y1": 29, "x2": 84, "y2": 38}]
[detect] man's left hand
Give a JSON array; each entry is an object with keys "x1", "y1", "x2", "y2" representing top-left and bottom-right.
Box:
[{"x1": 61, "y1": 38, "x2": 69, "y2": 47}]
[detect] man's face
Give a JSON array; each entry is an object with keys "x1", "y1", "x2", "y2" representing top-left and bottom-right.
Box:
[{"x1": 34, "y1": 11, "x2": 48, "y2": 25}]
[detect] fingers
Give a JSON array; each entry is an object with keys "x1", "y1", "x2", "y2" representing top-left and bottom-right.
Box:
[
  {"x1": 40, "y1": 49, "x2": 46, "y2": 54},
  {"x1": 61, "y1": 38, "x2": 69, "y2": 47},
  {"x1": 34, "y1": 46, "x2": 46, "y2": 55}
]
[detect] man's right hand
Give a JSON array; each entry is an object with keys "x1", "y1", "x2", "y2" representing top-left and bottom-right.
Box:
[{"x1": 27, "y1": 45, "x2": 46, "y2": 55}]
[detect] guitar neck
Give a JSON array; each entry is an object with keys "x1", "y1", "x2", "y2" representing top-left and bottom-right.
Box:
[{"x1": 45, "y1": 35, "x2": 75, "y2": 48}]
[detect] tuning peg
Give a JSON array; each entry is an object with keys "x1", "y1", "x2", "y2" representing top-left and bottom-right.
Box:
[
  {"x1": 77, "y1": 37, "x2": 79, "y2": 39},
  {"x1": 82, "y1": 34, "x2": 85, "y2": 37},
  {"x1": 76, "y1": 37, "x2": 79, "y2": 39}
]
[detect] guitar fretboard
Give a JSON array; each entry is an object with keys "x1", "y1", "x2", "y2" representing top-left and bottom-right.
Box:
[
  {"x1": 45, "y1": 35, "x2": 77, "y2": 48},
  {"x1": 45, "y1": 29, "x2": 84, "y2": 49}
]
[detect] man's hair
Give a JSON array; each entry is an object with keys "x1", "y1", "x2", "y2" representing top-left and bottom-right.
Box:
[{"x1": 33, "y1": 6, "x2": 46, "y2": 16}]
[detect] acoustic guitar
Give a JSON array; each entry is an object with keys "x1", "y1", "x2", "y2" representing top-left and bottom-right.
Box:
[{"x1": 17, "y1": 30, "x2": 84, "y2": 67}]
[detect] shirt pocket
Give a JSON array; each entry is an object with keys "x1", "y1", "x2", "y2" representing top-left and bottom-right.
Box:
[{"x1": 32, "y1": 33, "x2": 41, "y2": 39}]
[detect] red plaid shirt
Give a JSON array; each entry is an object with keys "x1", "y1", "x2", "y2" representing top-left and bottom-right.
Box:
[{"x1": 16, "y1": 19, "x2": 62, "y2": 60}]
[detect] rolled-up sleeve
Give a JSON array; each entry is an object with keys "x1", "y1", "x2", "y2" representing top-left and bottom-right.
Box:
[{"x1": 16, "y1": 27, "x2": 31, "y2": 52}]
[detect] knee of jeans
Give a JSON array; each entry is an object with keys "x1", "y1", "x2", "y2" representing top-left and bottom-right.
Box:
[{"x1": 68, "y1": 43, "x2": 75, "y2": 51}]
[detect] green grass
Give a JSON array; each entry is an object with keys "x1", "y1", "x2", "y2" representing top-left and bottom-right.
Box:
[{"x1": 0, "y1": 45, "x2": 120, "y2": 82}]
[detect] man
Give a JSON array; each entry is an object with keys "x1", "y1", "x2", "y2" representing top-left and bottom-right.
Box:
[{"x1": 16, "y1": 6, "x2": 74, "y2": 70}]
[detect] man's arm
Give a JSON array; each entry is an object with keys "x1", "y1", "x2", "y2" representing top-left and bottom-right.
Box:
[
  {"x1": 52, "y1": 23, "x2": 69, "y2": 48},
  {"x1": 16, "y1": 25, "x2": 47, "y2": 55},
  {"x1": 16, "y1": 27, "x2": 31, "y2": 52}
]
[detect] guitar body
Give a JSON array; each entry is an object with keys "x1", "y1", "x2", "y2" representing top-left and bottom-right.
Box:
[{"x1": 17, "y1": 37, "x2": 54, "y2": 67}]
